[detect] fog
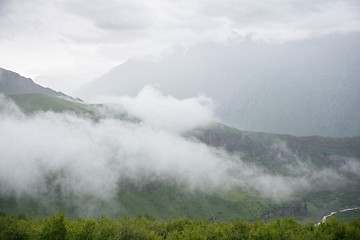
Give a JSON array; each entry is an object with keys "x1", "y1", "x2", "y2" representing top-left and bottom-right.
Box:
[
  {"x1": 78, "y1": 33, "x2": 360, "y2": 137},
  {"x1": 0, "y1": 89, "x2": 356, "y2": 208}
]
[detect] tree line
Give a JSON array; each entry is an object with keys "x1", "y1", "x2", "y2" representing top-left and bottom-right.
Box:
[{"x1": 0, "y1": 211, "x2": 359, "y2": 240}]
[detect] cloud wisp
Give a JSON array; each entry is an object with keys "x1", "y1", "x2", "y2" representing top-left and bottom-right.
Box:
[{"x1": 93, "y1": 85, "x2": 215, "y2": 133}]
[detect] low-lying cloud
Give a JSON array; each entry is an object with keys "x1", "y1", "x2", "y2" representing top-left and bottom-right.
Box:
[
  {"x1": 0, "y1": 91, "x2": 230, "y2": 198},
  {"x1": 0, "y1": 89, "x2": 358, "y2": 208}
]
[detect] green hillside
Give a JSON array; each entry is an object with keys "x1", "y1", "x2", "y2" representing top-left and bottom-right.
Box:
[
  {"x1": 6, "y1": 93, "x2": 95, "y2": 115},
  {"x1": 0, "y1": 180, "x2": 275, "y2": 221},
  {"x1": 191, "y1": 123, "x2": 360, "y2": 175},
  {"x1": 1, "y1": 92, "x2": 359, "y2": 223},
  {"x1": 5, "y1": 92, "x2": 136, "y2": 122}
]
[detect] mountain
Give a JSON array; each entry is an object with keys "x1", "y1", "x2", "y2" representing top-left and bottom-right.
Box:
[
  {"x1": 78, "y1": 33, "x2": 360, "y2": 137},
  {"x1": 1, "y1": 89, "x2": 359, "y2": 222},
  {"x1": 0, "y1": 67, "x2": 79, "y2": 101}
]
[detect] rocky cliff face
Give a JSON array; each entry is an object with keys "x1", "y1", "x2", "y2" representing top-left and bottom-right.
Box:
[{"x1": 0, "y1": 67, "x2": 77, "y2": 101}]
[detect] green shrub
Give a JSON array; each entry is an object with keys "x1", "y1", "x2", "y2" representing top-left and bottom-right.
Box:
[
  {"x1": 67, "y1": 218, "x2": 96, "y2": 240},
  {"x1": 0, "y1": 215, "x2": 34, "y2": 240},
  {"x1": 39, "y1": 211, "x2": 67, "y2": 240}
]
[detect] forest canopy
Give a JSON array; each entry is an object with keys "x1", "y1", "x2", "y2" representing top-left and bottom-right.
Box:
[{"x1": 1, "y1": 211, "x2": 360, "y2": 240}]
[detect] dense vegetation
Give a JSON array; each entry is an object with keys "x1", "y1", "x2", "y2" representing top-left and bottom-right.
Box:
[{"x1": 1, "y1": 211, "x2": 360, "y2": 240}]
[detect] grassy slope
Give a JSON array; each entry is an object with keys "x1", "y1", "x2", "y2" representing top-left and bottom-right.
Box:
[
  {"x1": 6, "y1": 93, "x2": 95, "y2": 115},
  {"x1": 192, "y1": 123, "x2": 360, "y2": 222},
  {"x1": 1, "y1": 93, "x2": 360, "y2": 222},
  {"x1": 115, "y1": 183, "x2": 273, "y2": 221},
  {"x1": 0, "y1": 184, "x2": 272, "y2": 221},
  {"x1": 194, "y1": 123, "x2": 360, "y2": 172}
]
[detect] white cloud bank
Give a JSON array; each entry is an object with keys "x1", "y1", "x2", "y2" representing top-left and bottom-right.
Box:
[
  {"x1": 0, "y1": 89, "x2": 357, "y2": 204},
  {"x1": 93, "y1": 85, "x2": 215, "y2": 133}
]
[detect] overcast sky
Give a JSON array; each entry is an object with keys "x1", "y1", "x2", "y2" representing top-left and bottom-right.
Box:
[{"x1": 0, "y1": 0, "x2": 359, "y2": 94}]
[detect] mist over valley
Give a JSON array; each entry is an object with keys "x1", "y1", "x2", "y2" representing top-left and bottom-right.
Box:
[
  {"x1": 1, "y1": 0, "x2": 360, "y2": 230},
  {"x1": 1, "y1": 67, "x2": 360, "y2": 221}
]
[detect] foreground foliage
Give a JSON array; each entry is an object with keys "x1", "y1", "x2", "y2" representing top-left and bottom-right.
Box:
[{"x1": 1, "y1": 211, "x2": 360, "y2": 240}]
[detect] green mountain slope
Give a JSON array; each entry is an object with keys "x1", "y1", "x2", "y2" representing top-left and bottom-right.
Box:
[
  {"x1": 1, "y1": 88, "x2": 359, "y2": 223},
  {"x1": 191, "y1": 123, "x2": 360, "y2": 170},
  {"x1": 7, "y1": 93, "x2": 93, "y2": 115}
]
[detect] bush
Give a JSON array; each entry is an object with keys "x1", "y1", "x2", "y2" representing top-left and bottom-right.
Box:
[
  {"x1": 0, "y1": 214, "x2": 35, "y2": 240},
  {"x1": 39, "y1": 211, "x2": 67, "y2": 240}
]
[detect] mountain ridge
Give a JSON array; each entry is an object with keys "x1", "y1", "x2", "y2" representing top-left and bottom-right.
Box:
[{"x1": 0, "y1": 67, "x2": 80, "y2": 101}]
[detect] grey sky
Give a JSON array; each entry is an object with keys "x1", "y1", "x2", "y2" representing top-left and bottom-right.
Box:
[{"x1": 0, "y1": 0, "x2": 359, "y2": 93}]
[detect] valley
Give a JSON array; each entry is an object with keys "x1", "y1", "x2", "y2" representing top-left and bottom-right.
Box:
[{"x1": 0, "y1": 84, "x2": 359, "y2": 223}]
